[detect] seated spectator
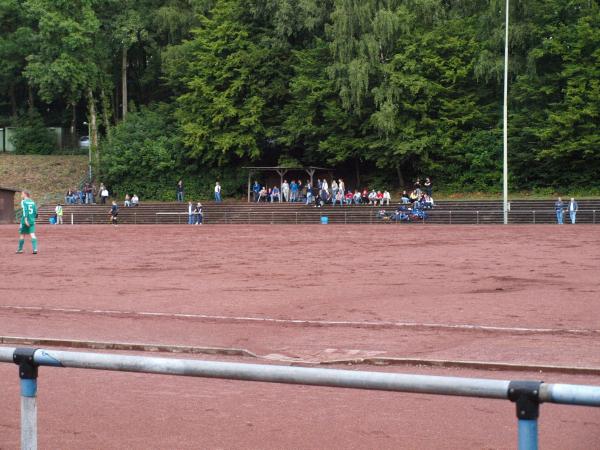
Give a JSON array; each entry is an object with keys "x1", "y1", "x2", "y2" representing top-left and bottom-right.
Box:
[
  {"x1": 368, "y1": 190, "x2": 377, "y2": 205},
  {"x1": 361, "y1": 189, "x2": 369, "y2": 204},
  {"x1": 65, "y1": 189, "x2": 74, "y2": 204},
  {"x1": 376, "y1": 191, "x2": 383, "y2": 206},
  {"x1": 345, "y1": 191, "x2": 354, "y2": 205},
  {"x1": 124, "y1": 194, "x2": 131, "y2": 207},
  {"x1": 332, "y1": 189, "x2": 344, "y2": 206},
  {"x1": 401, "y1": 191, "x2": 410, "y2": 204},
  {"x1": 382, "y1": 190, "x2": 391, "y2": 206},
  {"x1": 422, "y1": 194, "x2": 434, "y2": 208},
  {"x1": 257, "y1": 187, "x2": 268, "y2": 202},
  {"x1": 409, "y1": 190, "x2": 419, "y2": 203},
  {"x1": 131, "y1": 194, "x2": 139, "y2": 206},
  {"x1": 271, "y1": 186, "x2": 281, "y2": 202},
  {"x1": 353, "y1": 190, "x2": 362, "y2": 205}
]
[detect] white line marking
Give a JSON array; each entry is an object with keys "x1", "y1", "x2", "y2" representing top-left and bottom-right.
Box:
[{"x1": 0, "y1": 305, "x2": 597, "y2": 335}]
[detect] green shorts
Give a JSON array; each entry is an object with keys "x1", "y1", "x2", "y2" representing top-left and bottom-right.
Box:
[{"x1": 19, "y1": 223, "x2": 36, "y2": 235}]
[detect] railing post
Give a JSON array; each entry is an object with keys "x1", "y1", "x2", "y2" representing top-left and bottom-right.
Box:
[
  {"x1": 594, "y1": 210, "x2": 596, "y2": 224},
  {"x1": 295, "y1": 212, "x2": 298, "y2": 225},
  {"x1": 449, "y1": 211, "x2": 452, "y2": 225},
  {"x1": 508, "y1": 381, "x2": 541, "y2": 450},
  {"x1": 70, "y1": 213, "x2": 74, "y2": 225},
  {"x1": 532, "y1": 211, "x2": 536, "y2": 224},
  {"x1": 476, "y1": 211, "x2": 479, "y2": 225},
  {"x1": 134, "y1": 213, "x2": 137, "y2": 225},
  {"x1": 344, "y1": 211, "x2": 347, "y2": 224},
  {"x1": 13, "y1": 348, "x2": 39, "y2": 450}
]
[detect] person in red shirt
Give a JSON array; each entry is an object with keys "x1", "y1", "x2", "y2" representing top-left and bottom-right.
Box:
[{"x1": 345, "y1": 191, "x2": 354, "y2": 205}]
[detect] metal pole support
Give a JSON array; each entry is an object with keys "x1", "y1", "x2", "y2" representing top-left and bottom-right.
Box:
[
  {"x1": 508, "y1": 380, "x2": 542, "y2": 450},
  {"x1": 13, "y1": 348, "x2": 39, "y2": 450}
]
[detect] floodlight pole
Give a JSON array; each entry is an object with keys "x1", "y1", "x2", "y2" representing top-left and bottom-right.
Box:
[{"x1": 503, "y1": 0, "x2": 510, "y2": 225}]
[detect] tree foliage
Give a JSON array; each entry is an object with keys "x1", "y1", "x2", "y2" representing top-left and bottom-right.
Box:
[{"x1": 1, "y1": 0, "x2": 599, "y2": 194}]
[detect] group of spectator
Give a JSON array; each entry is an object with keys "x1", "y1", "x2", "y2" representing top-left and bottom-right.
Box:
[
  {"x1": 187, "y1": 201, "x2": 204, "y2": 225},
  {"x1": 251, "y1": 176, "x2": 434, "y2": 208},
  {"x1": 64, "y1": 183, "x2": 139, "y2": 208},
  {"x1": 555, "y1": 197, "x2": 579, "y2": 224},
  {"x1": 64, "y1": 183, "x2": 96, "y2": 204},
  {"x1": 176, "y1": 180, "x2": 222, "y2": 203}
]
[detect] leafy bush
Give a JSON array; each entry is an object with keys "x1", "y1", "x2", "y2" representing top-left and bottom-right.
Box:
[
  {"x1": 10, "y1": 113, "x2": 57, "y2": 154},
  {"x1": 98, "y1": 105, "x2": 247, "y2": 200}
]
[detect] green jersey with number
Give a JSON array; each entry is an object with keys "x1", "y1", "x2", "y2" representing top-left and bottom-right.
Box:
[{"x1": 21, "y1": 198, "x2": 37, "y2": 226}]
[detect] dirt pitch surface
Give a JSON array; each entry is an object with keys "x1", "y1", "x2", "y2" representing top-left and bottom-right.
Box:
[{"x1": 1, "y1": 224, "x2": 599, "y2": 449}]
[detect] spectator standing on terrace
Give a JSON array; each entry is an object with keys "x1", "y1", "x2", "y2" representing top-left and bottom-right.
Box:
[
  {"x1": 290, "y1": 180, "x2": 299, "y2": 202},
  {"x1": 131, "y1": 194, "x2": 139, "y2": 206},
  {"x1": 331, "y1": 179, "x2": 338, "y2": 201},
  {"x1": 339, "y1": 179, "x2": 345, "y2": 196},
  {"x1": 382, "y1": 190, "x2": 391, "y2": 206},
  {"x1": 100, "y1": 185, "x2": 109, "y2": 205},
  {"x1": 188, "y1": 201, "x2": 194, "y2": 224},
  {"x1": 555, "y1": 197, "x2": 565, "y2": 225},
  {"x1": 84, "y1": 183, "x2": 93, "y2": 204},
  {"x1": 305, "y1": 182, "x2": 313, "y2": 205},
  {"x1": 252, "y1": 181, "x2": 260, "y2": 202},
  {"x1": 55, "y1": 204, "x2": 63, "y2": 225},
  {"x1": 569, "y1": 198, "x2": 578, "y2": 224},
  {"x1": 176, "y1": 180, "x2": 184, "y2": 202},
  {"x1": 281, "y1": 180, "x2": 290, "y2": 202},
  {"x1": 214, "y1": 182, "x2": 222, "y2": 203},
  {"x1": 322, "y1": 179, "x2": 329, "y2": 197},
  {"x1": 424, "y1": 178, "x2": 432, "y2": 196}
]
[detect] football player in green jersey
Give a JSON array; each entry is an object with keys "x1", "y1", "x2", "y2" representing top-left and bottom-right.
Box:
[{"x1": 17, "y1": 191, "x2": 38, "y2": 254}]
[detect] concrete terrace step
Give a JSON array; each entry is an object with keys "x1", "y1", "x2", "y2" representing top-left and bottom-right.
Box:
[{"x1": 37, "y1": 201, "x2": 600, "y2": 225}]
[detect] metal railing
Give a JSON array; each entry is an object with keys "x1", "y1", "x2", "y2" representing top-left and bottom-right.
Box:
[
  {"x1": 1, "y1": 347, "x2": 600, "y2": 450},
  {"x1": 35, "y1": 208, "x2": 600, "y2": 225}
]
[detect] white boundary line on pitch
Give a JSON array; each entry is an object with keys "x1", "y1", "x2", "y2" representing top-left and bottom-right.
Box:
[{"x1": 1, "y1": 305, "x2": 598, "y2": 336}]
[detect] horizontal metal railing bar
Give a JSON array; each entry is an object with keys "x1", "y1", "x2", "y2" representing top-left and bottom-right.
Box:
[{"x1": 1, "y1": 347, "x2": 600, "y2": 406}]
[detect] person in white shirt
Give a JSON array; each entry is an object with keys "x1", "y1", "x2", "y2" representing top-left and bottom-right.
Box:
[
  {"x1": 382, "y1": 190, "x2": 391, "y2": 206},
  {"x1": 131, "y1": 194, "x2": 139, "y2": 206},
  {"x1": 281, "y1": 180, "x2": 290, "y2": 202},
  {"x1": 338, "y1": 179, "x2": 345, "y2": 196},
  {"x1": 100, "y1": 187, "x2": 109, "y2": 204},
  {"x1": 214, "y1": 182, "x2": 222, "y2": 203},
  {"x1": 368, "y1": 190, "x2": 377, "y2": 205},
  {"x1": 188, "y1": 201, "x2": 194, "y2": 224}
]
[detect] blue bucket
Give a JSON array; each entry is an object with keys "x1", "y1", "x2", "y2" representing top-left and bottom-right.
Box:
[
  {"x1": 320, "y1": 216, "x2": 329, "y2": 224},
  {"x1": 49, "y1": 217, "x2": 56, "y2": 225}
]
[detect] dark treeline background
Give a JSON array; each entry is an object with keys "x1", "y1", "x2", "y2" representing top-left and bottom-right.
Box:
[{"x1": 1, "y1": 0, "x2": 598, "y2": 199}]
